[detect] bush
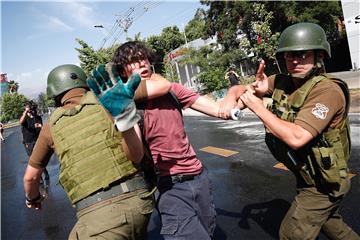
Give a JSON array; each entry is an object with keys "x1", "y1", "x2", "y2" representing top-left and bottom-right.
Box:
[{"x1": 0, "y1": 93, "x2": 28, "y2": 122}]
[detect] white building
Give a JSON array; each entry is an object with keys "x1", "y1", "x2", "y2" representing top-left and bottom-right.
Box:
[{"x1": 342, "y1": 0, "x2": 360, "y2": 70}]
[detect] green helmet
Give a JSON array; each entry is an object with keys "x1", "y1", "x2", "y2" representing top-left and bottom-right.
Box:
[
  {"x1": 47, "y1": 64, "x2": 88, "y2": 98},
  {"x1": 276, "y1": 22, "x2": 331, "y2": 58}
]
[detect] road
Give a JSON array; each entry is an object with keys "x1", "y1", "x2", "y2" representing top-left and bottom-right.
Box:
[{"x1": 1, "y1": 114, "x2": 359, "y2": 240}]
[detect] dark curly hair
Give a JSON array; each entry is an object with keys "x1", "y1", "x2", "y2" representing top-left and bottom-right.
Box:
[{"x1": 113, "y1": 41, "x2": 154, "y2": 80}]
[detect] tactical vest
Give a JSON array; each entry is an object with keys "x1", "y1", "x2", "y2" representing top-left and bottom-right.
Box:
[
  {"x1": 265, "y1": 74, "x2": 351, "y2": 189},
  {"x1": 49, "y1": 92, "x2": 138, "y2": 204}
]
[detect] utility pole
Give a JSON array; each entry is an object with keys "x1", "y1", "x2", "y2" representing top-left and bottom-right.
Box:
[
  {"x1": 117, "y1": 16, "x2": 133, "y2": 39},
  {"x1": 182, "y1": 23, "x2": 188, "y2": 46}
]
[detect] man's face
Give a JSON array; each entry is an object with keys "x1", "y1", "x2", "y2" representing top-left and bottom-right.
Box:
[
  {"x1": 284, "y1": 50, "x2": 315, "y2": 77},
  {"x1": 123, "y1": 57, "x2": 152, "y2": 79}
]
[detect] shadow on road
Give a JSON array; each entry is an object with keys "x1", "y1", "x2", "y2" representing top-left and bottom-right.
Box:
[{"x1": 216, "y1": 198, "x2": 291, "y2": 239}]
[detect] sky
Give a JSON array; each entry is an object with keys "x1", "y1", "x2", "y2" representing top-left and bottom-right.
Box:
[{"x1": 1, "y1": 0, "x2": 203, "y2": 99}]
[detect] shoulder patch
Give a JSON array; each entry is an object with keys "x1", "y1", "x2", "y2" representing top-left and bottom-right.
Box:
[{"x1": 311, "y1": 103, "x2": 329, "y2": 120}]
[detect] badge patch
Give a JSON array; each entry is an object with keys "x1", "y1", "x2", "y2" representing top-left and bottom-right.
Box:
[{"x1": 311, "y1": 103, "x2": 329, "y2": 120}]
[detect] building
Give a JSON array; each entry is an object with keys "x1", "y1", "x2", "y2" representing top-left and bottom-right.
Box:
[{"x1": 342, "y1": 0, "x2": 360, "y2": 70}]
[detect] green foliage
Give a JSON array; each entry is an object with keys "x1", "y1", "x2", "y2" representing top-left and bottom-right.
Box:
[
  {"x1": 185, "y1": 9, "x2": 207, "y2": 42},
  {"x1": 1, "y1": 93, "x2": 28, "y2": 122},
  {"x1": 145, "y1": 27, "x2": 185, "y2": 75},
  {"x1": 35, "y1": 92, "x2": 54, "y2": 115},
  {"x1": 239, "y1": 3, "x2": 280, "y2": 73},
  {"x1": 180, "y1": 46, "x2": 230, "y2": 93},
  {"x1": 75, "y1": 38, "x2": 118, "y2": 75},
  {"x1": 8, "y1": 80, "x2": 19, "y2": 94},
  {"x1": 163, "y1": 62, "x2": 179, "y2": 82},
  {"x1": 290, "y1": 1, "x2": 343, "y2": 44},
  {"x1": 146, "y1": 35, "x2": 167, "y2": 74},
  {"x1": 202, "y1": 1, "x2": 252, "y2": 50},
  {"x1": 197, "y1": 68, "x2": 228, "y2": 93},
  {"x1": 160, "y1": 26, "x2": 185, "y2": 53},
  {"x1": 202, "y1": 1, "x2": 344, "y2": 50}
]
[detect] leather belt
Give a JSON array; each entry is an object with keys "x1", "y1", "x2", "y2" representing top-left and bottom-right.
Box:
[
  {"x1": 170, "y1": 174, "x2": 196, "y2": 183},
  {"x1": 159, "y1": 172, "x2": 201, "y2": 184},
  {"x1": 75, "y1": 175, "x2": 147, "y2": 211}
]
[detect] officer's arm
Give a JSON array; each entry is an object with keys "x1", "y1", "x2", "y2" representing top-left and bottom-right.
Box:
[
  {"x1": 240, "y1": 91, "x2": 313, "y2": 149},
  {"x1": 219, "y1": 85, "x2": 248, "y2": 117},
  {"x1": 259, "y1": 110, "x2": 313, "y2": 149},
  {"x1": 134, "y1": 73, "x2": 171, "y2": 102},
  {"x1": 23, "y1": 165, "x2": 43, "y2": 209},
  {"x1": 121, "y1": 124, "x2": 144, "y2": 164}
]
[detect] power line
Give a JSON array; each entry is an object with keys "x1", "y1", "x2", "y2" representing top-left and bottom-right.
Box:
[
  {"x1": 97, "y1": 2, "x2": 197, "y2": 49},
  {"x1": 143, "y1": 5, "x2": 197, "y2": 39},
  {"x1": 109, "y1": 1, "x2": 163, "y2": 47}
]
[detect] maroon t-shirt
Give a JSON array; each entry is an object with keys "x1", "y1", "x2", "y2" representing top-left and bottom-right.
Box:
[{"x1": 143, "y1": 83, "x2": 203, "y2": 176}]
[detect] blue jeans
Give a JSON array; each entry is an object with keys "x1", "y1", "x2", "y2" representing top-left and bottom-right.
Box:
[{"x1": 156, "y1": 168, "x2": 216, "y2": 240}]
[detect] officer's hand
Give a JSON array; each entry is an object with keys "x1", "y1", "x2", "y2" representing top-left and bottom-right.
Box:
[
  {"x1": 87, "y1": 63, "x2": 141, "y2": 132},
  {"x1": 25, "y1": 193, "x2": 45, "y2": 210},
  {"x1": 252, "y1": 59, "x2": 268, "y2": 96},
  {"x1": 240, "y1": 89, "x2": 264, "y2": 113}
]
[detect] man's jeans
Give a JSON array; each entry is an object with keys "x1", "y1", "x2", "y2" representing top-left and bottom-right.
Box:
[{"x1": 156, "y1": 168, "x2": 216, "y2": 240}]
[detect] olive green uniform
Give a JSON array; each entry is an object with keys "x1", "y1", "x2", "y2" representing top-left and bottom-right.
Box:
[
  {"x1": 265, "y1": 74, "x2": 359, "y2": 240},
  {"x1": 29, "y1": 87, "x2": 154, "y2": 240}
]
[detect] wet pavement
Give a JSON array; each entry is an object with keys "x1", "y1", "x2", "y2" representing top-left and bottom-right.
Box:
[{"x1": 1, "y1": 114, "x2": 360, "y2": 240}]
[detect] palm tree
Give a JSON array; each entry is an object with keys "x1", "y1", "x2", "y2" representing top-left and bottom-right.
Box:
[{"x1": 8, "y1": 80, "x2": 19, "y2": 94}]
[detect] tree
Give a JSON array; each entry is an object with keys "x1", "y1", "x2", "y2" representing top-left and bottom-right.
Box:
[
  {"x1": 202, "y1": 1, "x2": 345, "y2": 48},
  {"x1": 0, "y1": 93, "x2": 28, "y2": 122},
  {"x1": 145, "y1": 27, "x2": 185, "y2": 75},
  {"x1": 159, "y1": 26, "x2": 185, "y2": 54},
  {"x1": 126, "y1": 32, "x2": 142, "y2": 42},
  {"x1": 36, "y1": 92, "x2": 54, "y2": 115},
  {"x1": 239, "y1": 3, "x2": 280, "y2": 72},
  {"x1": 8, "y1": 80, "x2": 19, "y2": 94},
  {"x1": 181, "y1": 46, "x2": 248, "y2": 93},
  {"x1": 202, "y1": 1, "x2": 253, "y2": 51},
  {"x1": 75, "y1": 38, "x2": 119, "y2": 75},
  {"x1": 291, "y1": 1, "x2": 343, "y2": 44},
  {"x1": 146, "y1": 35, "x2": 167, "y2": 74},
  {"x1": 185, "y1": 8, "x2": 207, "y2": 42}
]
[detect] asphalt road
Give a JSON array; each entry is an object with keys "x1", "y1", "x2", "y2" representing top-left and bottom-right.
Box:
[{"x1": 1, "y1": 115, "x2": 359, "y2": 240}]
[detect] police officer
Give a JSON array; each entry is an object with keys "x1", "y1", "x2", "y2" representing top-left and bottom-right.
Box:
[
  {"x1": 224, "y1": 23, "x2": 360, "y2": 239},
  {"x1": 23, "y1": 64, "x2": 154, "y2": 240}
]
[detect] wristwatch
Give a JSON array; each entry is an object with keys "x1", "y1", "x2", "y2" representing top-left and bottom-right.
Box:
[{"x1": 26, "y1": 193, "x2": 41, "y2": 203}]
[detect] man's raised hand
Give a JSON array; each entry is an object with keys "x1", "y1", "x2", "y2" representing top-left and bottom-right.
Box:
[
  {"x1": 252, "y1": 59, "x2": 268, "y2": 96},
  {"x1": 87, "y1": 63, "x2": 141, "y2": 132}
]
